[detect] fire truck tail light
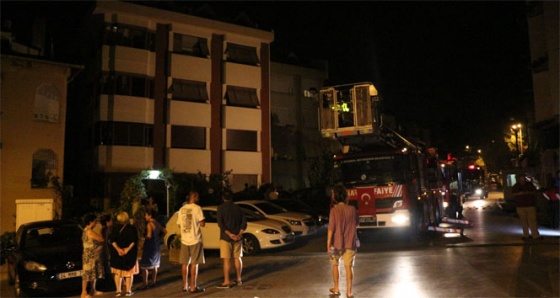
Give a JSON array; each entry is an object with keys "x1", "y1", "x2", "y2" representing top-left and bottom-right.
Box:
[{"x1": 393, "y1": 200, "x2": 403, "y2": 208}]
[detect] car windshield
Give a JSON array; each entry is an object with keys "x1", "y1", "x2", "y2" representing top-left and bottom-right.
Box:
[
  {"x1": 253, "y1": 202, "x2": 288, "y2": 215},
  {"x1": 334, "y1": 154, "x2": 408, "y2": 185},
  {"x1": 241, "y1": 208, "x2": 266, "y2": 221},
  {"x1": 24, "y1": 224, "x2": 83, "y2": 248}
]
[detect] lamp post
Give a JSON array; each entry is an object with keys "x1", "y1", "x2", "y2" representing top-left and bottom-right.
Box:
[{"x1": 511, "y1": 124, "x2": 522, "y2": 157}]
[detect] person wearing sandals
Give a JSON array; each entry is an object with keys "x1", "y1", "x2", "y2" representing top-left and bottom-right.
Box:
[
  {"x1": 138, "y1": 209, "x2": 167, "y2": 290},
  {"x1": 177, "y1": 191, "x2": 206, "y2": 293},
  {"x1": 109, "y1": 211, "x2": 139, "y2": 297},
  {"x1": 216, "y1": 191, "x2": 247, "y2": 288},
  {"x1": 81, "y1": 213, "x2": 105, "y2": 298},
  {"x1": 327, "y1": 183, "x2": 359, "y2": 298}
]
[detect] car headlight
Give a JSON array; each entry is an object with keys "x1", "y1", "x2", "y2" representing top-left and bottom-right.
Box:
[
  {"x1": 475, "y1": 189, "x2": 483, "y2": 195},
  {"x1": 286, "y1": 219, "x2": 302, "y2": 226},
  {"x1": 24, "y1": 261, "x2": 47, "y2": 272},
  {"x1": 261, "y1": 229, "x2": 280, "y2": 234},
  {"x1": 443, "y1": 202, "x2": 449, "y2": 208}
]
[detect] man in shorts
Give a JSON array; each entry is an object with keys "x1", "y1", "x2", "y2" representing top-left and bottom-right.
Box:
[
  {"x1": 177, "y1": 191, "x2": 206, "y2": 293},
  {"x1": 327, "y1": 183, "x2": 359, "y2": 298},
  {"x1": 216, "y1": 191, "x2": 247, "y2": 288}
]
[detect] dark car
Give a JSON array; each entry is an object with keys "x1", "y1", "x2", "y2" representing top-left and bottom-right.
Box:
[
  {"x1": 6, "y1": 219, "x2": 84, "y2": 297},
  {"x1": 272, "y1": 198, "x2": 329, "y2": 225}
]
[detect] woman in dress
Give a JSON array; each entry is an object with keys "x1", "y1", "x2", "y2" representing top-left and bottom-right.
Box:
[
  {"x1": 138, "y1": 209, "x2": 167, "y2": 289},
  {"x1": 81, "y1": 213, "x2": 105, "y2": 298},
  {"x1": 109, "y1": 211, "x2": 138, "y2": 297}
]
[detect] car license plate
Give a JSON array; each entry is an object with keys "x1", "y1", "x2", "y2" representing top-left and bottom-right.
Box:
[
  {"x1": 359, "y1": 216, "x2": 376, "y2": 223},
  {"x1": 57, "y1": 270, "x2": 81, "y2": 280}
]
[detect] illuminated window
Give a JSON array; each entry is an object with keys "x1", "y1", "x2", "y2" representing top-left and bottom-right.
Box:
[
  {"x1": 226, "y1": 86, "x2": 259, "y2": 108},
  {"x1": 31, "y1": 149, "x2": 57, "y2": 188},
  {"x1": 226, "y1": 43, "x2": 259, "y2": 65},
  {"x1": 173, "y1": 33, "x2": 209, "y2": 58},
  {"x1": 171, "y1": 79, "x2": 208, "y2": 103},
  {"x1": 227, "y1": 129, "x2": 257, "y2": 151},
  {"x1": 171, "y1": 125, "x2": 206, "y2": 149}
]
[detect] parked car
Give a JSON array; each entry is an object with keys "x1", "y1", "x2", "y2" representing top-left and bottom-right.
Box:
[
  {"x1": 235, "y1": 200, "x2": 318, "y2": 236},
  {"x1": 164, "y1": 206, "x2": 295, "y2": 255},
  {"x1": 6, "y1": 219, "x2": 84, "y2": 297},
  {"x1": 272, "y1": 198, "x2": 329, "y2": 225}
]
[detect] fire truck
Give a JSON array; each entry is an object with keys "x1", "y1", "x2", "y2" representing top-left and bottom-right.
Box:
[{"x1": 319, "y1": 82, "x2": 468, "y2": 236}]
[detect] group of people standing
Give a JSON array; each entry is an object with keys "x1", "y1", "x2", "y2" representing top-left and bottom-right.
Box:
[
  {"x1": 176, "y1": 190, "x2": 247, "y2": 293},
  {"x1": 80, "y1": 201, "x2": 166, "y2": 297},
  {"x1": 80, "y1": 185, "x2": 361, "y2": 298}
]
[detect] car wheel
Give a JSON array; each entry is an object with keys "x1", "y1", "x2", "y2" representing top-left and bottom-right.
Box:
[
  {"x1": 166, "y1": 234, "x2": 176, "y2": 250},
  {"x1": 242, "y1": 234, "x2": 260, "y2": 256}
]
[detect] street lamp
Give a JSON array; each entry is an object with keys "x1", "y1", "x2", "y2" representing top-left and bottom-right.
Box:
[{"x1": 511, "y1": 124, "x2": 522, "y2": 157}]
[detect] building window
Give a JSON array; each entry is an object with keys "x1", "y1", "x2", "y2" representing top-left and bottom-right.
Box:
[
  {"x1": 171, "y1": 125, "x2": 206, "y2": 149},
  {"x1": 227, "y1": 129, "x2": 257, "y2": 151},
  {"x1": 226, "y1": 43, "x2": 259, "y2": 65},
  {"x1": 102, "y1": 73, "x2": 154, "y2": 98},
  {"x1": 31, "y1": 149, "x2": 57, "y2": 188},
  {"x1": 104, "y1": 23, "x2": 155, "y2": 51},
  {"x1": 34, "y1": 83, "x2": 61, "y2": 123},
  {"x1": 171, "y1": 79, "x2": 208, "y2": 103},
  {"x1": 173, "y1": 33, "x2": 209, "y2": 58},
  {"x1": 226, "y1": 86, "x2": 259, "y2": 108},
  {"x1": 95, "y1": 121, "x2": 153, "y2": 147}
]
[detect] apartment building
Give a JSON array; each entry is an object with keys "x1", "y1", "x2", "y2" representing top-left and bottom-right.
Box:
[
  {"x1": 270, "y1": 61, "x2": 328, "y2": 191},
  {"x1": 81, "y1": 1, "x2": 274, "y2": 206},
  {"x1": 526, "y1": 1, "x2": 559, "y2": 184}
]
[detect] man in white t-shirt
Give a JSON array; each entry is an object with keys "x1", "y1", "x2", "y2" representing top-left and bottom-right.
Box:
[{"x1": 177, "y1": 191, "x2": 206, "y2": 293}]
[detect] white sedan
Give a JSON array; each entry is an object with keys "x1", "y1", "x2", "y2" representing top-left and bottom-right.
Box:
[
  {"x1": 164, "y1": 206, "x2": 295, "y2": 255},
  {"x1": 235, "y1": 200, "x2": 318, "y2": 236}
]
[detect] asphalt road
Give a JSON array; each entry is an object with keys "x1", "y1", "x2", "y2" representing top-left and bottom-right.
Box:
[{"x1": 2, "y1": 191, "x2": 559, "y2": 297}]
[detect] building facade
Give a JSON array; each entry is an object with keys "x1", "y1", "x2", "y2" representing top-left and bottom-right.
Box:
[
  {"x1": 270, "y1": 62, "x2": 328, "y2": 191},
  {"x1": 526, "y1": 1, "x2": 559, "y2": 185},
  {"x1": 1, "y1": 54, "x2": 77, "y2": 233},
  {"x1": 80, "y1": 1, "x2": 274, "y2": 208}
]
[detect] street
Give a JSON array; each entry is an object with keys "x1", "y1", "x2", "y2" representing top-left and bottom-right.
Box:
[{"x1": 1, "y1": 191, "x2": 559, "y2": 297}]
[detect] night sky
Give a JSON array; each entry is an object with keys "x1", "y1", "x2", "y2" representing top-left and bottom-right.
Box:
[{"x1": 2, "y1": 1, "x2": 533, "y2": 165}]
